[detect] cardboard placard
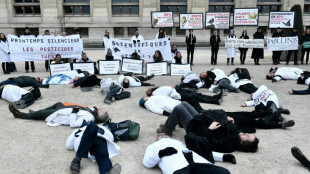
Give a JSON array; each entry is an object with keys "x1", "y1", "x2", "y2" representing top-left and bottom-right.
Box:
[
  {"x1": 121, "y1": 58, "x2": 144, "y2": 74},
  {"x1": 98, "y1": 60, "x2": 120, "y2": 75},
  {"x1": 170, "y1": 63, "x2": 191, "y2": 76},
  {"x1": 179, "y1": 13, "x2": 204, "y2": 30},
  {"x1": 49, "y1": 63, "x2": 71, "y2": 76},
  {"x1": 72, "y1": 62, "x2": 95, "y2": 74},
  {"x1": 146, "y1": 62, "x2": 168, "y2": 76}
]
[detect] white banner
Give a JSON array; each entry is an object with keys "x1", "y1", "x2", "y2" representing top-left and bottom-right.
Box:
[
  {"x1": 151, "y1": 12, "x2": 174, "y2": 28},
  {"x1": 146, "y1": 62, "x2": 168, "y2": 76},
  {"x1": 8, "y1": 34, "x2": 83, "y2": 62},
  {"x1": 49, "y1": 63, "x2": 71, "y2": 76},
  {"x1": 234, "y1": 8, "x2": 259, "y2": 26},
  {"x1": 170, "y1": 64, "x2": 191, "y2": 76},
  {"x1": 269, "y1": 11, "x2": 295, "y2": 28},
  {"x1": 267, "y1": 37, "x2": 298, "y2": 51},
  {"x1": 179, "y1": 13, "x2": 203, "y2": 30},
  {"x1": 206, "y1": 12, "x2": 230, "y2": 29},
  {"x1": 72, "y1": 63, "x2": 95, "y2": 74},
  {"x1": 121, "y1": 58, "x2": 143, "y2": 74},
  {"x1": 104, "y1": 38, "x2": 172, "y2": 61},
  {"x1": 225, "y1": 38, "x2": 264, "y2": 48},
  {"x1": 98, "y1": 60, "x2": 120, "y2": 75}
]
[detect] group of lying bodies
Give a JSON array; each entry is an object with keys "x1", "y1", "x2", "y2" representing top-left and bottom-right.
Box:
[{"x1": 1, "y1": 65, "x2": 310, "y2": 174}]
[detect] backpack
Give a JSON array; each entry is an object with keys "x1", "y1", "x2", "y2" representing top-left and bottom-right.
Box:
[
  {"x1": 104, "y1": 120, "x2": 140, "y2": 141},
  {"x1": 235, "y1": 68, "x2": 251, "y2": 80}
]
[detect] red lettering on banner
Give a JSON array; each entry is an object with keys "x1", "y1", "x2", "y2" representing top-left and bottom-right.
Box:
[{"x1": 23, "y1": 47, "x2": 33, "y2": 52}]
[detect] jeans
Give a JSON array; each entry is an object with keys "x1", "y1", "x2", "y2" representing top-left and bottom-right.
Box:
[
  {"x1": 213, "y1": 78, "x2": 238, "y2": 93},
  {"x1": 106, "y1": 84, "x2": 122, "y2": 100},
  {"x1": 0, "y1": 79, "x2": 17, "y2": 87},
  {"x1": 164, "y1": 102, "x2": 197, "y2": 135},
  {"x1": 211, "y1": 47, "x2": 219, "y2": 65},
  {"x1": 76, "y1": 122, "x2": 112, "y2": 174},
  {"x1": 293, "y1": 84, "x2": 310, "y2": 95},
  {"x1": 19, "y1": 93, "x2": 35, "y2": 107},
  {"x1": 19, "y1": 102, "x2": 65, "y2": 120}
]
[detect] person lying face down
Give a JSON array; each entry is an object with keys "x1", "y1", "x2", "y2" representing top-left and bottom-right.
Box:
[
  {"x1": 0, "y1": 76, "x2": 48, "y2": 88},
  {"x1": 118, "y1": 72, "x2": 155, "y2": 88},
  {"x1": 266, "y1": 67, "x2": 304, "y2": 82}
]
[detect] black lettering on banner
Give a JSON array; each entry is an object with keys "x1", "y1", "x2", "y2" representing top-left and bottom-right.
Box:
[
  {"x1": 120, "y1": 42, "x2": 123, "y2": 46},
  {"x1": 150, "y1": 43, "x2": 153, "y2": 47},
  {"x1": 146, "y1": 42, "x2": 149, "y2": 47},
  {"x1": 124, "y1": 43, "x2": 127, "y2": 48},
  {"x1": 159, "y1": 42, "x2": 162, "y2": 46},
  {"x1": 129, "y1": 43, "x2": 132, "y2": 48},
  {"x1": 112, "y1": 41, "x2": 115, "y2": 45},
  {"x1": 164, "y1": 41, "x2": 167, "y2": 45},
  {"x1": 155, "y1": 42, "x2": 158, "y2": 46}
]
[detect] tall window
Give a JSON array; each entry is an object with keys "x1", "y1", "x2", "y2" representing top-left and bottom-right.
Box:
[
  {"x1": 305, "y1": 0, "x2": 310, "y2": 13},
  {"x1": 63, "y1": 0, "x2": 90, "y2": 16},
  {"x1": 209, "y1": 0, "x2": 234, "y2": 13},
  {"x1": 160, "y1": 0, "x2": 187, "y2": 15},
  {"x1": 65, "y1": 27, "x2": 89, "y2": 37},
  {"x1": 14, "y1": 0, "x2": 41, "y2": 16},
  {"x1": 257, "y1": 0, "x2": 282, "y2": 14},
  {"x1": 112, "y1": 0, "x2": 139, "y2": 16},
  {"x1": 114, "y1": 27, "x2": 124, "y2": 37}
]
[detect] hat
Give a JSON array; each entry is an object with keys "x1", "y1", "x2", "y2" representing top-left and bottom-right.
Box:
[
  {"x1": 107, "y1": 48, "x2": 112, "y2": 54},
  {"x1": 139, "y1": 97, "x2": 146, "y2": 107},
  {"x1": 175, "y1": 51, "x2": 180, "y2": 55}
]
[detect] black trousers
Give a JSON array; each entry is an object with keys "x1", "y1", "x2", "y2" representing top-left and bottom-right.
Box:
[
  {"x1": 25, "y1": 61, "x2": 35, "y2": 71},
  {"x1": 81, "y1": 75, "x2": 102, "y2": 88},
  {"x1": 239, "y1": 83, "x2": 257, "y2": 94},
  {"x1": 2, "y1": 62, "x2": 9, "y2": 72},
  {"x1": 136, "y1": 76, "x2": 151, "y2": 86},
  {"x1": 76, "y1": 122, "x2": 112, "y2": 174},
  {"x1": 19, "y1": 102, "x2": 65, "y2": 120},
  {"x1": 45, "y1": 60, "x2": 52, "y2": 70},
  {"x1": 176, "y1": 88, "x2": 219, "y2": 104},
  {"x1": 106, "y1": 84, "x2": 131, "y2": 100},
  {"x1": 286, "y1": 50, "x2": 298, "y2": 64},
  {"x1": 174, "y1": 162, "x2": 230, "y2": 174},
  {"x1": 272, "y1": 51, "x2": 282, "y2": 64},
  {"x1": 187, "y1": 46, "x2": 194, "y2": 64},
  {"x1": 301, "y1": 48, "x2": 310, "y2": 64},
  {"x1": 240, "y1": 50, "x2": 247, "y2": 64},
  {"x1": 211, "y1": 47, "x2": 219, "y2": 65}
]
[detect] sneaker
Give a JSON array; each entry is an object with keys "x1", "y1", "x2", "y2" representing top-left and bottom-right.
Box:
[
  {"x1": 156, "y1": 125, "x2": 164, "y2": 134},
  {"x1": 147, "y1": 74, "x2": 155, "y2": 79},
  {"x1": 108, "y1": 163, "x2": 121, "y2": 174},
  {"x1": 291, "y1": 147, "x2": 310, "y2": 170},
  {"x1": 111, "y1": 97, "x2": 116, "y2": 102},
  {"x1": 104, "y1": 99, "x2": 112, "y2": 104},
  {"x1": 279, "y1": 108, "x2": 290, "y2": 115},
  {"x1": 9, "y1": 103, "x2": 20, "y2": 118},
  {"x1": 281, "y1": 120, "x2": 295, "y2": 129},
  {"x1": 70, "y1": 156, "x2": 81, "y2": 173},
  {"x1": 14, "y1": 103, "x2": 27, "y2": 109}
]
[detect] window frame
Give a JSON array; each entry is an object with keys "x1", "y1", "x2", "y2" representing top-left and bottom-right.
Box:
[
  {"x1": 257, "y1": 0, "x2": 282, "y2": 14},
  {"x1": 13, "y1": 0, "x2": 41, "y2": 16},
  {"x1": 63, "y1": 0, "x2": 90, "y2": 16},
  {"x1": 160, "y1": 0, "x2": 187, "y2": 15},
  {"x1": 208, "y1": 0, "x2": 234, "y2": 13},
  {"x1": 112, "y1": 0, "x2": 139, "y2": 17}
]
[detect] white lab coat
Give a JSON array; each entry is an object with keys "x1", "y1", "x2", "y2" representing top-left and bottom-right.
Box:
[
  {"x1": 131, "y1": 35, "x2": 144, "y2": 42},
  {"x1": 1, "y1": 85, "x2": 28, "y2": 103},
  {"x1": 0, "y1": 40, "x2": 10, "y2": 62},
  {"x1": 66, "y1": 125, "x2": 120, "y2": 162},
  {"x1": 273, "y1": 67, "x2": 304, "y2": 82},
  {"x1": 143, "y1": 137, "x2": 223, "y2": 174},
  {"x1": 152, "y1": 86, "x2": 181, "y2": 100},
  {"x1": 212, "y1": 69, "x2": 228, "y2": 82},
  {"x1": 245, "y1": 85, "x2": 279, "y2": 108},
  {"x1": 117, "y1": 74, "x2": 141, "y2": 87},
  {"x1": 182, "y1": 71, "x2": 204, "y2": 88},
  {"x1": 45, "y1": 108, "x2": 95, "y2": 127},
  {"x1": 100, "y1": 78, "x2": 122, "y2": 95},
  {"x1": 228, "y1": 73, "x2": 253, "y2": 88},
  {"x1": 145, "y1": 95, "x2": 181, "y2": 115}
]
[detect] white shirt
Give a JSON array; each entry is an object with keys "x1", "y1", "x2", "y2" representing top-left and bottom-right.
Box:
[
  {"x1": 212, "y1": 69, "x2": 228, "y2": 82},
  {"x1": 131, "y1": 34, "x2": 144, "y2": 42},
  {"x1": 152, "y1": 86, "x2": 181, "y2": 100},
  {"x1": 228, "y1": 73, "x2": 253, "y2": 88},
  {"x1": 305, "y1": 77, "x2": 310, "y2": 86},
  {"x1": 1, "y1": 85, "x2": 29, "y2": 103},
  {"x1": 145, "y1": 95, "x2": 181, "y2": 115},
  {"x1": 66, "y1": 125, "x2": 120, "y2": 162},
  {"x1": 245, "y1": 85, "x2": 280, "y2": 108},
  {"x1": 182, "y1": 71, "x2": 204, "y2": 88},
  {"x1": 273, "y1": 67, "x2": 304, "y2": 82},
  {"x1": 117, "y1": 74, "x2": 141, "y2": 87},
  {"x1": 45, "y1": 108, "x2": 95, "y2": 127},
  {"x1": 143, "y1": 138, "x2": 223, "y2": 174}
]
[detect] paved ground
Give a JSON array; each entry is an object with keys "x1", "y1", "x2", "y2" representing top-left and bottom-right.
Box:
[{"x1": 1, "y1": 48, "x2": 310, "y2": 174}]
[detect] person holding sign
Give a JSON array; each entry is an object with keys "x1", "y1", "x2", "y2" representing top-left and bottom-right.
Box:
[
  {"x1": 23, "y1": 27, "x2": 36, "y2": 73},
  {"x1": 251, "y1": 28, "x2": 265, "y2": 65},
  {"x1": 105, "y1": 48, "x2": 114, "y2": 61},
  {"x1": 172, "y1": 51, "x2": 184, "y2": 64},
  {"x1": 131, "y1": 29, "x2": 144, "y2": 44},
  {"x1": 227, "y1": 29, "x2": 236, "y2": 65},
  {"x1": 210, "y1": 30, "x2": 221, "y2": 65},
  {"x1": 51, "y1": 54, "x2": 63, "y2": 64},
  {"x1": 0, "y1": 33, "x2": 10, "y2": 74},
  {"x1": 153, "y1": 50, "x2": 164, "y2": 63},
  {"x1": 272, "y1": 28, "x2": 284, "y2": 65},
  {"x1": 301, "y1": 28, "x2": 310, "y2": 65},
  {"x1": 286, "y1": 26, "x2": 301, "y2": 65},
  {"x1": 155, "y1": 28, "x2": 166, "y2": 39},
  {"x1": 239, "y1": 30, "x2": 249, "y2": 65},
  {"x1": 186, "y1": 30, "x2": 196, "y2": 65}
]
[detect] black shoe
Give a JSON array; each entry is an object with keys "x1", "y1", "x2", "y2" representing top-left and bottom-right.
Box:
[
  {"x1": 270, "y1": 103, "x2": 283, "y2": 121},
  {"x1": 147, "y1": 74, "x2": 155, "y2": 79},
  {"x1": 291, "y1": 147, "x2": 310, "y2": 171},
  {"x1": 108, "y1": 163, "x2": 122, "y2": 174},
  {"x1": 281, "y1": 120, "x2": 295, "y2": 129},
  {"x1": 217, "y1": 89, "x2": 224, "y2": 105},
  {"x1": 9, "y1": 103, "x2": 20, "y2": 118},
  {"x1": 279, "y1": 108, "x2": 290, "y2": 115},
  {"x1": 70, "y1": 156, "x2": 81, "y2": 173}
]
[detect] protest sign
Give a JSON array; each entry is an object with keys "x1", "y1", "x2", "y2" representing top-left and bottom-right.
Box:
[
  {"x1": 103, "y1": 38, "x2": 172, "y2": 61},
  {"x1": 151, "y1": 12, "x2": 174, "y2": 28},
  {"x1": 170, "y1": 63, "x2": 191, "y2": 76},
  {"x1": 179, "y1": 13, "x2": 203, "y2": 30},
  {"x1": 225, "y1": 38, "x2": 264, "y2": 48},
  {"x1": 72, "y1": 62, "x2": 95, "y2": 74},
  {"x1": 98, "y1": 60, "x2": 120, "y2": 75},
  {"x1": 269, "y1": 11, "x2": 295, "y2": 28},
  {"x1": 206, "y1": 12, "x2": 230, "y2": 29},
  {"x1": 267, "y1": 37, "x2": 298, "y2": 51},
  {"x1": 304, "y1": 41, "x2": 310, "y2": 49},
  {"x1": 146, "y1": 62, "x2": 168, "y2": 76},
  {"x1": 8, "y1": 34, "x2": 83, "y2": 62},
  {"x1": 121, "y1": 58, "x2": 144, "y2": 74},
  {"x1": 49, "y1": 63, "x2": 71, "y2": 76},
  {"x1": 233, "y1": 8, "x2": 259, "y2": 26}
]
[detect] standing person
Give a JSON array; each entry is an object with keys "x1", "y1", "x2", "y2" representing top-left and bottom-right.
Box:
[
  {"x1": 210, "y1": 30, "x2": 221, "y2": 65},
  {"x1": 43, "y1": 30, "x2": 51, "y2": 72},
  {"x1": 155, "y1": 28, "x2": 165, "y2": 39},
  {"x1": 153, "y1": 50, "x2": 163, "y2": 63},
  {"x1": 103, "y1": 29, "x2": 110, "y2": 47},
  {"x1": 0, "y1": 33, "x2": 10, "y2": 74},
  {"x1": 24, "y1": 27, "x2": 35, "y2": 72},
  {"x1": 301, "y1": 28, "x2": 310, "y2": 65},
  {"x1": 251, "y1": 28, "x2": 265, "y2": 65},
  {"x1": 131, "y1": 29, "x2": 144, "y2": 44},
  {"x1": 227, "y1": 29, "x2": 236, "y2": 65},
  {"x1": 239, "y1": 30, "x2": 249, "y2": 65},
  {"x1": 186, "y1": 29, "x2": 196, "y2": 65},
  {"x1": 272, "y1": 28, "x2": 284, "y2": 65},
  {"x1": 286, "y1": 26, "x2": 301, "y2": 65}
]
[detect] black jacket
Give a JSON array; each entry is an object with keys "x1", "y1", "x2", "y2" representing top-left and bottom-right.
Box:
[
  {"x1": 186, "y1": 34, "x2": 196, "y2": 47},
  {"x1": 272, "y1": 31, "x2": 283, "y2": 38},
  {"x1": 302, "y1": 33, "x2": 310, "y2": 43},
  {"x1": 253, "y1": 32, "x2": 264, "y2": 39},
  {"x1": 239, "y1": 34, "x2": 249, "y2": 51},
  {"x1": 289, "y1": 31, "x2": 302, "y2": 45},
  {"x1": 11, "y1": 76, "x2": 45, "y2": 88},
  {"x1": 210, "y1": 35, "x2": 221, "y2": 48}
]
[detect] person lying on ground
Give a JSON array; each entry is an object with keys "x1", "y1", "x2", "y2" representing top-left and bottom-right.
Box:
[
  {"x1": 8, "y1": 102, "x2": 110, "y2": 127},
  {"x1": 209, "y1": 68, "x2": 239, "y2": 93},
  {"x1": 118, "y1": 72, "x2": 155, "y2": 88},
  {"x1": 228, "y1": 68, "x2": 257, "y2": 94},
  {"x1": 291, "y1": 146, "x2": 310, "y2": 171},
  {"x1": 67, "y1": 121, "x2": 121, "y2": 174},
  {"x1": 72, "y1": 70, "x2": 101, "y2": 88},
  {"x1": 180, "y1": 70, "x2": 216, "y2": 89},
  {"x1": 100, "y1": 78, "x2": 131, "y2": 104},
  {"x1": 266, "y1": 67, "x2": 304, "y2": 82},
  {"x1": 0, "y1": 75, "x2": 48, "y2": 88},
  {"x1": 289, "y1": 72, "x2": 310, "y2": 95}
]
